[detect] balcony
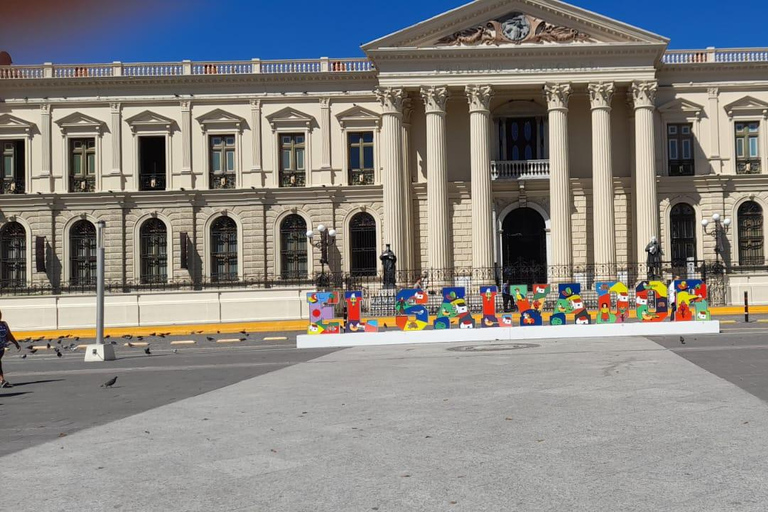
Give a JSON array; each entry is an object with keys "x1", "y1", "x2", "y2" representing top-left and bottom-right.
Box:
[
  {"x1": 491, "y1": 160, "x2": 550, "y2": 180},
  {"x1": 662, "y1": 48, "x2": 768, "y2": 65},
  {"x1": 69, "y1": 175, "x2": 95, "y2": 193},
  {"x1": 0, "y1": 58, "x2": 375, "y2": 80}
]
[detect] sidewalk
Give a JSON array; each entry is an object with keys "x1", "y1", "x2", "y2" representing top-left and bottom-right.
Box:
[{"x1": 13, "y1": 305, "x2": 763, "y2": 339}]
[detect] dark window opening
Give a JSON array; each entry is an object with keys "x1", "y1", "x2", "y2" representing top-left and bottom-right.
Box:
[
  {"x1": 349, "y1": 212, "x2": 377, "y2": 276},
  {"x1": 1, "y1": 140, "x2": 25, "y2": 194},
  {"x1": 738, "y1": 201, "x2": 764, "y2": 266},
  {"x1": 670, "y1": 203, "x2": 697, "y2": 265},
  {"x1": 0, "y1": 222, "x2": 26, "y2": 287},
  {"x1": 280, "y1": 215, "x2": 307, "y2": 279},
  {"x1": 140, "y1": 218, "x2": 168, "y2": 284},
  {"x1": 139, "y1": 136, "x2": 166, "y2": 191}
]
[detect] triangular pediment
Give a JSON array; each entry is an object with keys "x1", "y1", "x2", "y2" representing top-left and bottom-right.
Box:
[
  {"x1": 0, "y1": 114, "x2": 36, "y2": 133},
  {"x1": 196, "y1": 109, "x2": 245, "y2": 125},
  {"x1": 724, "y1": 96, "x2": 768, "y2": 116},
  {"x1": 54, "y1": 112, "x2": 105, "y2": 132},
  {"x1": 266, "y1": 107, "x2": 315, "y2": 130},
  {"x1": 363, "y1": 0, "x2": 669, "y2": 50},
  {"x1": 659, "y1": 98, "x2": 705, "y2": 115},
  {"x1": 335, "y1": 106, "x2": 380, "y2": 128},
  {"x1": 125, "y1": 110, "x2": 175, "y2": 128}
]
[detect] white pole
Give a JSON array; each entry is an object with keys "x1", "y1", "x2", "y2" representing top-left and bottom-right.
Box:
[{"x1": 95, "y1": 220, "x2": 105, "y2": 345}]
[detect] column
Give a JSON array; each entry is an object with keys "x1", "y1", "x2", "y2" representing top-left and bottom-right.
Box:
[
  {"x1": 250, "y1": 100, "x2": 262, "y2": 171},
  {"x1": 632, "y1": 81, "x2": 660, "y2": 262},
  {"x1": 421, "y1": 86, "x2": 451, "y2": 270},
  {"x1": 374, "y1": 87, "x2": 407, "y2": 266},
  {"x1": 401, "y1": 97, "x2": 414, "y2": 271},
  {"x1": 589, "y1": 83, "x2": 616, "y2": 268},
  {"x1": 320, "y1": 98, "x2": 331, "y2": 169},
  {"x1": 180, "y1": 101, "x2": 192, "y2": 175},
  {"x1": 110, "y1": 103, "x2": 122, "y2": 178},
  {"x1": 466, "y1": 85, "x2": 495, "y2": 270},
  {"x1": 544, "y1": 83, "x2": 573, "y2": 268},
  {"x1": 40, "y1": 103, "x2": 52, "y2": 192}
]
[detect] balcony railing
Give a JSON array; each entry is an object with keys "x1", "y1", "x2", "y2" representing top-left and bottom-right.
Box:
[
  {"x1": 0, "y1": 58, "x2": 375, "y2": 80},
  {"x1": 209, "y1": 172, "x2": 236, "y2": 190},
  {"x1": 69, "y1": 175, "x2": 96, "y2": 193},
  {"x1": 491, "y1": 160, "x2": 550, "y2": 180},
  {"x1": 139, "y1": 173, "x2": 167, "y2": 191},
  {"x1": 663, "y1": 48, "x2": 768, "y2": 65},
  {"x1": 1, "y1": 178, "x2": 25, "y2": 194}
]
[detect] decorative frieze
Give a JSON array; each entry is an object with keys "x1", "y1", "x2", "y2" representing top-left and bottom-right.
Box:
[{"x1": 437, "y1": 13, "x2": 593, "y2": 46}]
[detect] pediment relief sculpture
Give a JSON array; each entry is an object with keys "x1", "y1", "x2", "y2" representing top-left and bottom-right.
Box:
[{"x1": 436, "y1": 12, "x2": 593, "y2": 46}]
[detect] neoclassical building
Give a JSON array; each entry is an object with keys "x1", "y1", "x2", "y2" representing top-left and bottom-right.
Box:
[{"x1": 1, "y1": 0, "x2": 768, "y2": 327}]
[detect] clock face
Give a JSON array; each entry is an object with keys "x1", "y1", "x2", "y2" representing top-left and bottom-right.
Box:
[{"x1": 502, "y1": 14, "x2": 531, "y2": 42}]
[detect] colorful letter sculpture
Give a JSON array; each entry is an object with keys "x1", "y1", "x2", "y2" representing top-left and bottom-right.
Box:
[
  {"x1": 480, "y1": 286, "x2": 499, "y2": 328},
  {"x1": 635, "y1": 281, "x2": 669, "y2": 322},
  {"x1": 595, "y1": 281, "x2": 631, "y2": 324},
  {"x1": 512, "y1": 285, "x2": 543, "y2": 327},
  {"x1": 344, "y1": 291, "x2": 379, "y2": 333},
  {"x1": 674, "y1": 280, "x2": 710, "y2": 321},
  {"x1": 435, "y1": 287, "x2": 475, "y2": 329},
  {"x1": 555, "y1": 284, "x2": 592, "y2": 325},
  {"x1": 395, "y1": 289, "x2": 429, "y2": 331},
  {"x1": 307, "y1": 292, "x2": 342, "y2": 335}
]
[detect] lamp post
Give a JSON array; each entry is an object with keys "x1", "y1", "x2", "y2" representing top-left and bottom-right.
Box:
[
  {"x1": 85, "y1": 220, "x2": 115, "y2": 362},
  {"x1": 306, "y1": 224, "x2": 336, "y2": 289},
  {"x1": 702, "y1": 213, "x2": 732, "y2": 268}
]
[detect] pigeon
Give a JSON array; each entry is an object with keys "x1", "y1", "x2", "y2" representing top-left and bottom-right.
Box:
[
  {"x1": 127, "y1": 342, "x2": 133, "y2": 348},
  {"x1": 680, "y1": 336, "x2": 686, "y2": 345},
  {"x1": 240, "y1": 330, "x2": 247, "y2": 335},
  {"x1": 105, "y1": 335, "x2": 111, "y2": 339},
  {"x1": 21, "y1": 354, "x2": 26, "y2": 359},
  {"x1": 173, "y1": 349, "x2": 178, "y2": 354},
  {"x1": 101, "y1": 376, "x2": 118, "y2": 388},
  {"x1": 137, "y1": 336, "x2": 144, "y2": 341},
  {"x1": 74, "y1": 337, "x2": 80, "y2": 341},
  {"x1": 206, "y1": 337, "x2": 215, "y2": 342},
  {"x1": 239, "y1": 338, "x2": 246, "y2": 342},
  {"x1": 144, "y1": 347, "x2": 151, "y2": 355},
  {"x1": 122, "y1": 334, "x2": 132, "y2": 340},
  {"x1": 56, "y1": 351, "x2": 62, "y2": 358},
  {"x1": 29, "y1": 349, "x2": 37, "y2": 354},
  {"x1": 46, "y1": 343, "x2": 51, "y2": 349}
]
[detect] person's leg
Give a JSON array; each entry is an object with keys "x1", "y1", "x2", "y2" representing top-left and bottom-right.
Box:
[{"x1": 0, "y1": 348, "x2": 5, "y2": 384}]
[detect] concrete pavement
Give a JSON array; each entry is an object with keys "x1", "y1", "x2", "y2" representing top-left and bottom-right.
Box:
[{"x1": 3, "y1": 334, "x2": 768, "y2": 511}]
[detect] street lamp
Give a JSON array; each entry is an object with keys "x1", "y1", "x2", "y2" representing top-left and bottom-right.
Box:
[
  {"x1": 85, "y1": 220, "x2": 115, "y2": 362},
  {"x1": 702, "y1": 213, "x2": 731, "y2": 267},
  {"x1": 306, "y1": 224, "x2": 336, "y2": 288}
]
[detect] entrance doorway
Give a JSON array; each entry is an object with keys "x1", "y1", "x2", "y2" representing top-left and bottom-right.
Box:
[{"x1": 501, "y1": 207, "x2": 547, "y2": 284}]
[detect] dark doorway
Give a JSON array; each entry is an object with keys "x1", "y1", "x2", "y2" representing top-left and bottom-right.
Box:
[
  {"x1": 139, "y1": 136, "x2": 166, "y2": 191},
  {"x1": 349, "y1": 212, "x2": 377, "y2": 276},
  {"x1": 502, "y1": 207, "x2": 547, "y2": 284},
  {"x1": 670, "y1": 203, "x2": 697, "y2": 266}
]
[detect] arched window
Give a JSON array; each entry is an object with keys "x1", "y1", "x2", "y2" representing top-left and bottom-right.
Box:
[
  {"x1": 280, "y1": 215, "x2": 307, "y2": 279},
  {"x1": 140, "y1": 218, "x2": 167, "y2": 284},
  {"x1": 738, "y1": 201, "x2": 764, "y2": 266},
  {"x1": 210, "y1": 217, "x2": 238, "y2": 282},
  {"x1": 0, "y1": 222, "x2": 26, "y2": 287},
  {"x1": 670, "y1": 203, "x2": 697, "y2": 265},
  {"x1": 70, "y1": 220, "x2": 96, "y2": 286},
  {"x1": 349, "y1": 212, "x2": 377, "y2": 276}
]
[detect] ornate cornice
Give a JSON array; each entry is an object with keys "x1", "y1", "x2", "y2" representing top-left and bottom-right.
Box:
[
  {"x1": 588, "y1": 82, "x2": 615, "y2": 110},
  {"x1": 420, "y1": 86, "x2": 450, "y2": 114},
  {"x1": 374, "y1": 87, "x2": 406, "y2": 115},
  {"x1": 631, "y1": 81, "x2": 658, "y2": 109},
  {"x1": 544, "y1": 83, "x2": 572, "y2": 111},
  {"x1": 466, "y1": 85, "x2": 494, "y2": 113}
]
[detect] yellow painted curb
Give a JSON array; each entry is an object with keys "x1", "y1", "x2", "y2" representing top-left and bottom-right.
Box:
[
  {"x1": 216, "y1": 338, "x2": 243, "y2": 343},
  {"x1": 170, "y1": 340, "x2": 197, "y2": 345}
]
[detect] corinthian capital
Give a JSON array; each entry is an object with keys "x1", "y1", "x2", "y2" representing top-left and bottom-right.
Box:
[
  {"x1": 544, "y1": 83, "x2": 572, "y2": 111},
  {"x1": 465, "y1": 85, "x2": 494, "y2": 113},
  {"x1": 588, "y1": 82, "x2": 615, "y2": 110},
  {"x1": 631, "y1": 81, "x2": 658, "y2": 109},
  {"x1": 420, "y1": 86, "x2": 450, "y2": 114},
  {"x1": 375, "y1": 87, "x2": 406, "y2": 115},
  {"x1": 40, "y1": 103, "x2": 52, "y2": 115}
]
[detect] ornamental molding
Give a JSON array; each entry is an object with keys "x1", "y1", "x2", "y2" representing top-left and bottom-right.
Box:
[
  {"x1": 658, "y1": 98, "x2": 704, "y2": 118},
  {"x1": 125, "y1": 110, "x2": 175, "y2": 133},
  {"x1": 588, "y1": 82, "x2": 614, "y2": 110},
  {"x1": 723, "y1": 95, "x2": 768, "y2": 119},
  {"x1": 374, "y1": 87, "x2": 406, "y2": 114},
  {"x1": 335, "y1": 105, "x2": 381, "y2": 129},
  {"x1": 0, "y1": 114, "x2": 37, "y2": 135},
  {"x1": 436, "y1": 12, "x2": 593, "y2": 47},
  {"x1": 544, "y1": 83, "x2": 572, "y2": 110},
  {"x1": 195, "y1": 108, "x2": 246, "y2": 132},
  {"x1": 54, "y1": 112, "x2": 107, "y2": 135},
  {"x1": 466, "y1": 85, "x2": 494, "y2": 112},
  {"x1": 420, "y1": 86, "x2": 450, "y2": 113},
  {"x1": 631, "y1": 81, "x2": 658, "y2": 109},
  {"x1": 265, "y1": 106, "x2": 316, "y2": 131}
]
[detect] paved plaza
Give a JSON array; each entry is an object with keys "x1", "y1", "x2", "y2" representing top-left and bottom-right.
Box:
[{"x1": 2, "y1": 324, "x2": 768, "y2": 511}]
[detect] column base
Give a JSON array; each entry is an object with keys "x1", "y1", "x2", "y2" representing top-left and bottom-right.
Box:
[{"x1": 84, "y1": 343, "x2": 116, "y2": 362}]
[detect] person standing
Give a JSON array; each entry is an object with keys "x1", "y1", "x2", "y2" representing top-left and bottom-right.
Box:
[
  {"x1": 0, "y1": 310, "x2": 21, "y2": 388},
  {"x1": 502, "y1": 279, "x2": 514, "y2": 313},
  {"x1": 668, "y1": 276, "x2": 679, "y2": 322}
]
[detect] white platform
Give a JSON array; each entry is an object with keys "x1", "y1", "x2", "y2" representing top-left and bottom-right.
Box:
[
  {"x1": 297, "y1": 321, "x2": 721, "y2": 349},
  {"x1": 84, "y1": 343, "x2": 116, "y2": 362}
]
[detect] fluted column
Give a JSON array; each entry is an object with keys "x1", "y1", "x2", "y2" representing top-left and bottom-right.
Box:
[
  {"x1": 589, "y1": 83, "x2": 616, "y2": 268},
  {"x1": 401, "y1": 98, "x2": 414, "y2": 271},
  {"x1": 375, "y1": 87, "x2": 407, "y2": 265},
  {"x1": 421, "y1": 86, "x2": 451, "y2": 270},
  {"x1": 466, "y1": 85, "x2": 495, "y2": 270},
  {"x1": 544, "y1": 83, "x2": 573, "y2": 268},
  {"x1": 632, "y1": 81, "x2": 660, "y2": 262}
]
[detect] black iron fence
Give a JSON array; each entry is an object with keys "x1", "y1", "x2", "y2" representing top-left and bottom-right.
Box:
[{"x1": 0, "y1": 261, "x2": 727, "y2": 315}]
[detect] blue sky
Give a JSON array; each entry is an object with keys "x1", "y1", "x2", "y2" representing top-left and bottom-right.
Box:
[{"x1": 1, "y1": 0, "x2": 765, "y2": 64}]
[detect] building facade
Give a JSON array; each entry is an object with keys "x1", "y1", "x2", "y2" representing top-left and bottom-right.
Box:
[{"x1": 1, "y1": 0, "x2": 768, "y2": 327}]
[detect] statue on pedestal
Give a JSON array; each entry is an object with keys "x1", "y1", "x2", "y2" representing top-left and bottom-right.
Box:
[
  {"x1": 645, "y1": 236, "x2": 662, "y2": 280},
  {"x1": 380, "y1": 244, "x2": 397, "y2": 289}
]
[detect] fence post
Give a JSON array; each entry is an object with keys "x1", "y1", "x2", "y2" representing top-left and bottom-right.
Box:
[{"x1": 745, "y1": 291, "x2": 749, "y2": 323}]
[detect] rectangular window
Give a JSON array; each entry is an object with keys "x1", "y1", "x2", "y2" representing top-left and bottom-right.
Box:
[
  {"x1": 348, "y1": 131, "x2": 375, "y2": 185},
  {"x1": 736, "y1": 121, "x2": 762, "y2": 174},
  {"x1": 279, "y1": 133, "x2": 306, "y2": 187},
  {"x1": 139, "y1": 136, "x2": 167, "y2": 191},
  {"x1": 209, "y1": 134, "x2": 236, "y2": 189},
  {"x1": 69, "y1": 138, "x2": 96, "y2": 192},
  {"x1": 667, "y1": 123, "x2": 694, "y2": 176},
  {"x1": 1, "y1": 140, "x2": 24, "y2": 194}
]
